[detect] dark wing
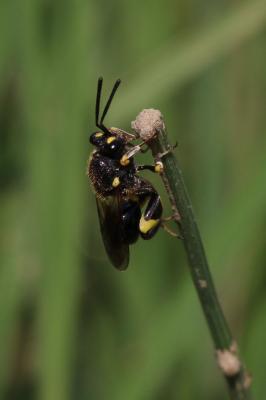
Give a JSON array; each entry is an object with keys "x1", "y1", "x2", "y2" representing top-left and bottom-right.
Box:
[{"x1": 96, "y1": 195, "x2": 129, "y2": 270}]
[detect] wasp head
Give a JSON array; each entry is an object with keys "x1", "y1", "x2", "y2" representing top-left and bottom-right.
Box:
[{"x1": 90, "y1": 130, "x2": 126, "y2": 159}]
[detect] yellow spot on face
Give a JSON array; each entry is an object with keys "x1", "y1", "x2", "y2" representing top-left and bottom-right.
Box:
[
  {"x1": 155, "y1": 161, "x2": 163, "y2": 173},
  {"x1": 107, "y1": 136, "x2": 116, "y2": 144},
  {"x1": 95, "y1": 132, "x2": 103, "y2": 138},
  {"x1": 112, "y1": 177, "x2": 120, "y2": 187},
  {"x1": 139, "y1": 216, "x2": 160, "y2": 234},
  {"x1": 120, "y1": 154, "x2": 130, "y2": 166}
]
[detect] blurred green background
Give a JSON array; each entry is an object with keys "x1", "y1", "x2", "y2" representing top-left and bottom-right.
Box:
[{"x1": 1, "y1": 1, "x2": 266, "y2": 399}]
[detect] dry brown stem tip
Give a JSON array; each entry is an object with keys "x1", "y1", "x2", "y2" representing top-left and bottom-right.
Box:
[{"x1": 131, "y1": 109, "x2": 165, "y2": 141}]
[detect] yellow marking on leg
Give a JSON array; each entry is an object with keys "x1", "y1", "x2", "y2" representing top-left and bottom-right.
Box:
[
  {"x1": 107, "y1": 136, "x2": 116, "y2": 144},
  {"x1": 120, "y1": 154, "x2": 130, "y2": 166},
  {"x1": 139, "y1": 216, "x2": 160, "y2": 234},
  {"x1": 155, "y1": 161, "x2": 163, "y2": 173},
  {"x1": 112, "y1": 177, "x2": 120, "y2": 187},
  {"x1": 95, "y1": 132, "x2": 103, "y2": 138}
]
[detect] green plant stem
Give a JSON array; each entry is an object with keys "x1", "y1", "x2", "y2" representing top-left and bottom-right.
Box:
[{"x1": 132, "y1": 110, "x2": 251, "y2": 399}]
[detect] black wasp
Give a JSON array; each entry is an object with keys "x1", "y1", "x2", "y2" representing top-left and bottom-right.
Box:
[{"x1": 88, "y1": 77, "x2": 164, "y2": 270}]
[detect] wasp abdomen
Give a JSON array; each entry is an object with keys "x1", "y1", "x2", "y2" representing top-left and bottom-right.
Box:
[{"x1": 121, "y1": 201, "x2": 141, "y2": 244}]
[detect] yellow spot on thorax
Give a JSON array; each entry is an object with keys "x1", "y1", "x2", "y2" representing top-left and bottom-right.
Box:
[
  {"x1": 107, "y1": 136, "x2": 116, "y2": 144},
  {"x1": 139, "y1": 216, "x2": 160, "y2": 234},
  {"x1": 120, "y1": 154, "x2": 130, "y2": 166},
  {"x1": 112, "y1": 177, "x2": 120, "y2": 187},
  {"x1": 95, "y1": 132, "x2": 103, "y2": 138}
]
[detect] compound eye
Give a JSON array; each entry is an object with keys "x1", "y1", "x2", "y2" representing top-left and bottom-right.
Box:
[{"x1": 108, "y1": 138, "x2": 124, "y2": 156}]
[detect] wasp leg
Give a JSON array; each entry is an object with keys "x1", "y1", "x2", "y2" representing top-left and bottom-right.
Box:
[
  {"x1": 161, "y1": 223, "x2": 179, "y2": 237},
  {"x1": 161, "y1": 212, "x2": 182, "y2": 238},
  {"x1": 156, "y1": 142, "x2": 178, "y2": 160},
  {"x1": 131, "y1": 179, "x2": 163, "y2": 240},
  {"x1": 140, "y1": 145, "x2": 149, "y2": 153},
  {"x1": 161, "y1": 223, "x2": 183, "y2": 239},
  {"x1": 127, "y1": 143, "x2": 149, "y2": 153},
  {"x1": 120, "y1": 141, "x2": 150, "y2": 166},
  {"x1": 137, "y1": 161, "x2": 163, "y2": 174},
  {"x1": 121, "y1": 201, "x2": 141, "y2": 244},
  {"x1": 162, "y1": 212, "x2": 181, "y2": 222},
  {"x1": 139, "y1": 191, "x2": 163, "y2": 240}
]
